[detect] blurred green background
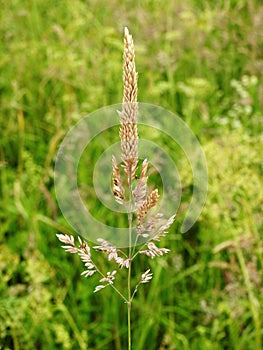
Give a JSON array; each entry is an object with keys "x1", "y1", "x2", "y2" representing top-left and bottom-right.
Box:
[{"x1": 1, "y1": 0, "x2": 263, "y2": 349}]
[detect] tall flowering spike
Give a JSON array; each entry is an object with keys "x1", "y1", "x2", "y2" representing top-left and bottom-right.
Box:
[
  {"x1": 122, "y1": 27, "x2": 138, "y2": 104},
  {"x1": 119, "y1": 27, "x2": 139, "y2": 183}
]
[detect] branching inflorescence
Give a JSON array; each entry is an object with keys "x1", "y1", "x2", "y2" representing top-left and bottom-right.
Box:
[{"x1": 57, "y1": 27, "x2": 175, "y2": 349}]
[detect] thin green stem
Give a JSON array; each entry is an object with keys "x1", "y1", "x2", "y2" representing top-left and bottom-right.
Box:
[
  {"x1": 130, "y1": 280, "x2": 141, "y2": 302},
  {"x1": 127, "y1": 213, "x2": 132, "y2": 350},
  {"x1": 127, "y1": 175, "x2": 133, "y2": 350},
  {"x1": 131, "y1": 232, "x2": 140, "y2": 257},
  {"x1": 127, "y1": 299, "x2": 131, "y2": 350}
]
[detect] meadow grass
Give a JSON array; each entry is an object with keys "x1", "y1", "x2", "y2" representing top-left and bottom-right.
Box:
[{"x1": 0, "y1": 0, "x2": 262, "y2": 349}]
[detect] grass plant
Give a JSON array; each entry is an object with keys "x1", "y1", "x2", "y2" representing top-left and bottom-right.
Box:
[
  {"x1": 57, "y1": 28, "x2": 175, "y2": 349},
  {"x1": 1, "y1": 1, "x2": 262, "y2": 349}
]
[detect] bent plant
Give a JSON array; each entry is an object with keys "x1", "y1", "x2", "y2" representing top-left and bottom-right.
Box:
[{"x1": 57, "y1": 27, "x2": 175, "y2": 349}]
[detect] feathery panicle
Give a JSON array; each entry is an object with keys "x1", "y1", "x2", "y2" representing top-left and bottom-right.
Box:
[
  {"x1": 137, "y1": 188, "x2": 159, "y2": 224},
  {"x1": 118, "y1": 27, "x2": 139, "y2": 183},
  {"x1": 141, "y1": 269, "x2": 153, "y2": 283},
  {"x1": 139, "y1": 242, "x2": 170, "y2": 259},
  {"x1": 81, "y1": 270, "x2": 96, "y2": 277},
  {"x1": 94, "y1": 285, "x2": 106, "y2": 293},
  {"x1": 94, "y1": 271, "x2": 117, "y2": 293},
  {"x1": 56, "y1": 234, "x2": 96, "y2": 277},
  {"x1": 95, "y1": 238, "x2": 131, "y2": 268},
  {"x1": 99, "y1": 270, "x2": 117, "y2": 284},
  {"x1": 136, "y1": 213, "x2": 163, "y2": 237},
  {"x1": 56, "y1": 233, "x2": 75, "y2": 246},
  {"x1": 132, "y1": 159, "x2": 148, "y2": 208},
  {"x1": 94, "y1": 238, "x2": 118, "y2": 261},
  {"x1": 115, "y1": 257, "x2": 131, "y2": 269},
  {"x1": 56, "y1": 233, "x2": 78, "y2": 253},
  {"x1": 57, "y1": 28, "x2": 176, "y2": 348},
  {"x1": 122, "y1": 27, "x2": 138, "y2": 104},
  {"x1": 112, "y1": 155, "x2": 125, "y2": 204},
  {"x1": 152, "y1": 214, "x2": 176, "y2": 241}
]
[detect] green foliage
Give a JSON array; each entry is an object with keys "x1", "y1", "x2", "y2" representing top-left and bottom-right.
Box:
[{"x1": 0, "y1": 0, "x2": 262, "y2": 349}]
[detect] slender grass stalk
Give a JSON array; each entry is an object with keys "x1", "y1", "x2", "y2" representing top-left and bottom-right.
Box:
[
  {"x1": 127, "y1": 238, "x2": 132, "y2": 350},
  {"x1": 127, "y1": 174, "x2": 133, "y2": 350}
]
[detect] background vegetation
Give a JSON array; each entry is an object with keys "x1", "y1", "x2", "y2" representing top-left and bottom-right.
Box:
[{"x1": 0, "y1": 0, "x2": 262, "y2": 349}]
